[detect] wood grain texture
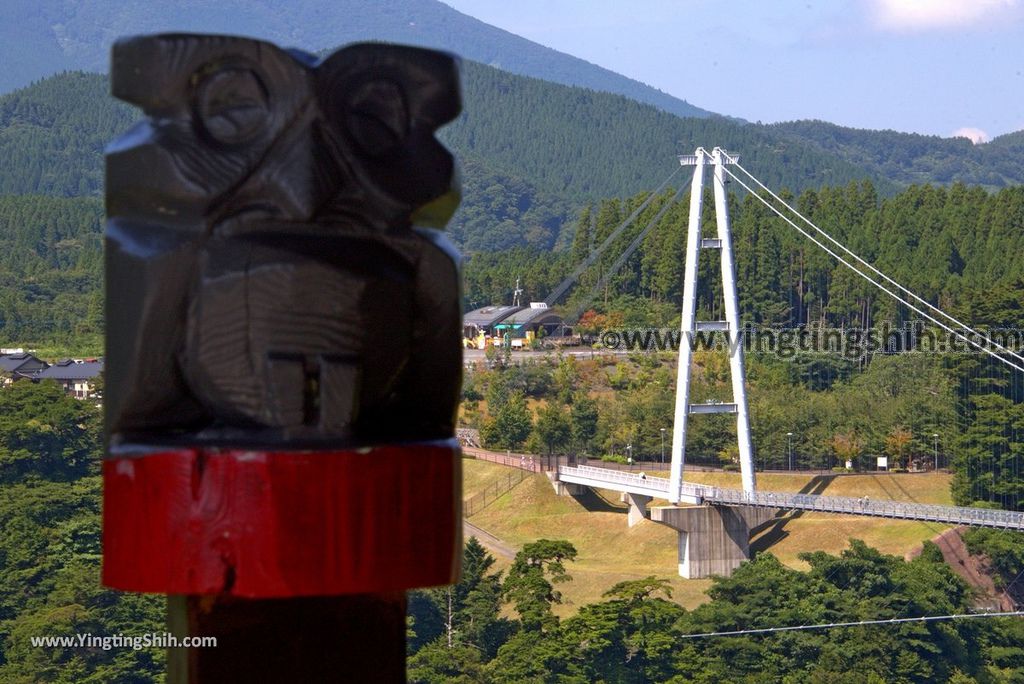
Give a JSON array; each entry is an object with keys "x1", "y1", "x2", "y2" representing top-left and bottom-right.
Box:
[
  {"x1": 103, "y1": 441, "x2": 461, "y2": 597},
  {"x1": 105, "y1": 37, "x2": 463, "y2": 446}
]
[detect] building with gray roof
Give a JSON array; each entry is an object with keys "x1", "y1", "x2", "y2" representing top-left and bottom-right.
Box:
[
  {"x1": 497, "y1": 303, "x2": 564, "y2": 338},
  {"x1": 36, "y1": 359, "x2": 104, "y2": 399},
  {"x1": 462, "y1": 304, "x2": 524, "y2": 338},
  {"x1": 0, "y1": 353, "x2": 48, "y2": 385}
]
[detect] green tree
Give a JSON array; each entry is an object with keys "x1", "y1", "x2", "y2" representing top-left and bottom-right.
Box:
[
  {"x1": 885, "y1": 425, "x2": 913, "y2": 470},
  {"x1": 0, "y1": 380, "x2": 100, "y2": 483},
  {"x1": 486, "y1": 632, "x2": 587, "y2": 684},
  {"x1": 407, "y1": 641, "x2": 486, "y2": 684},
  {"x1": 551, "y1": 355, "x2": 580, "y2": 404},
  {"x1": 481, "y1": 391, "x2": 533, "y2": 450},
  {"x1": 569, "y1": 394, "x2": 599, "y2": 455},
  {"x1": 502, "y1": 539, "x2": 577, "y2": 633},
  {"x1": 408, "y1": 538, "x2": 511, "y2": 658},
  {"x1": 561, "y1": 577, "x2": 683, "y2": 682},
  {"x1": 532, "y1": 403, "x2": 571, "y2": 456}
]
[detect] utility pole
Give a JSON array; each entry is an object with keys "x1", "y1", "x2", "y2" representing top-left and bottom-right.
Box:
[
  {"x1": 933, "y1": 433, "x2": 939, "y2": 471},
  {"x1": 787, "y1": 432, "x2": 794, "y2": 471},
  {"x1": 661, "y1": 427, "x2": 666, "y2": 467}
]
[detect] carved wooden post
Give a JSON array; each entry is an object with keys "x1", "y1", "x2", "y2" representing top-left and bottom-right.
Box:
[{"x1": 101, "y1": 34, "x2": 463, "y2": 682}]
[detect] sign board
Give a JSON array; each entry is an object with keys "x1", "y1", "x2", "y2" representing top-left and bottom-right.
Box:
[{"x1": 877, "y1": 456, "x2": 888, "y2": 470}]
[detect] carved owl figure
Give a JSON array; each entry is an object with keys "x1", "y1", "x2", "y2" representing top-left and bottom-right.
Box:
[{"x1": 105, "y1": 34, "x2": 462, "y2": 448}]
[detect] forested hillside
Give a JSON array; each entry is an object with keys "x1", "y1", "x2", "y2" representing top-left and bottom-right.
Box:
[
  {"x1": 465, "y1": 181, "x2": 1024, "y2": 329},
  {"x1": 4, "y1": 372, "x2": 1021, "y2": 683},
  {"x1": 0, "y1": 67, "x2": 890, "y2": 254},
  {"x1": 8, "y1": 66, "x2": 1024, "y2": 258},
  {"x1": 445, "y1": 62, "x2": 885, "y2": 204},
  {"x1": 0, "y1": 73, "x2": 135, "y2": 196},
  {"x1": 0, "y1": 196, "x2": 104, "y2": 347},
  {"x1": 0, "y1": 0, "x2": 714, "y2": 120},
  {"x1": 0, "y1": 382, "x2": 164, "y2": 682},
  {"x1": 771, "y1": 120, "x2": 1024, "y2": 190}
]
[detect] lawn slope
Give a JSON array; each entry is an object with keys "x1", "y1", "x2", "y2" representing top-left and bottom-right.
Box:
[{"x1": 464, "y1": 461, "x2": 956, "y2": 612}]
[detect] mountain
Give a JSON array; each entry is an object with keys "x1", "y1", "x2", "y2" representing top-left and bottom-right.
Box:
[
  {"x1": 5, "y1": 0, "x2": 1019, "y2": 216},
  {"x1": 0, "y1": 0, "x2": 715, "y2": 120},
  {"x1": 0, "y1": 195, "x2": 103, "y2": 344},
  {"x1": 0, "y1": 66, "x2": 889, "y2": 253},
  {"x1": 769, "y1": 120, "x2": 1024, "y2": 190},
  {"x1": 0, "y1": 72, "x2": 134, "y2": 197}
]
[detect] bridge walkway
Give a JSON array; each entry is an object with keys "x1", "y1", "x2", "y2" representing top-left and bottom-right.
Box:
[{"x1": 557, "y1": 465, "x2": 1024, "y2": 531}]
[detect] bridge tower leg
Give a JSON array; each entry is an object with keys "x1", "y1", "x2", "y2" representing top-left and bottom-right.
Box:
[{"x1": 669, "y1": 148, "x2": 756, "y2": 503}]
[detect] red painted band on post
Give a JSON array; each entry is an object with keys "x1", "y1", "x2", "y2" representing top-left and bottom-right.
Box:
[{"x1": 102, "y1": 441, "x2": 461, "y2": 597}]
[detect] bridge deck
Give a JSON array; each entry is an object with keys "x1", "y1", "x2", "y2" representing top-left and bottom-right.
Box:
[{"x1": 557, "y1": 465, "x2": 1024, "y2": 531}]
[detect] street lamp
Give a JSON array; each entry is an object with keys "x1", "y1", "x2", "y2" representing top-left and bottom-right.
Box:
[
  {"x1": 787, "y1": 432, "x2": 794, "y2": 471},
  {"x1": 626, "y1": 443, "x2": 633, "y2": 470},
  {"x1": 933, "y1": 433, "x2": 939, "y2": 471},
  {"x1": 660, "y1": 428, "x2": 666, "y2": 467}
]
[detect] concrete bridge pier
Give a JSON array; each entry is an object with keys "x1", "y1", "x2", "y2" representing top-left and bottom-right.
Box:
[
  {"x1": 547, "y1": 472, "x2": 585, "y2": 496},
  {"x1": 652, "y1": 505, "x2": 777, "y2": 579},
  {"x1": 620, "y1": 492, "x2": 652, "y2": 527}
]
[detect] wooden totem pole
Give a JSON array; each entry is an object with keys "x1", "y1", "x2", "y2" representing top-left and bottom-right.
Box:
[{"x1": 101, "y1": 34, "x2": 463, "y2": 682}]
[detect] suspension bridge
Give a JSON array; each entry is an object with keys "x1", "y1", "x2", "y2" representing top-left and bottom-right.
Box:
[
  {"x1": 541, "y1": 147, "x2": 1024, "y2": 579},
  {"x1": 557, "y1": 465, "x2": 1024, "y2": 530}
]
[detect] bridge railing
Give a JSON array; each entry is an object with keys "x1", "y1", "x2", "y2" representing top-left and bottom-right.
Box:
[
  {"x1": 565, "y1": 465, "x2": 669, "y2": 491},
  {"x1": 557, "y1": 465, "x2": 1024, "y2": 530},
  {"x1": 707, "y1": 488, "x2": 1024, "y2": 529}
]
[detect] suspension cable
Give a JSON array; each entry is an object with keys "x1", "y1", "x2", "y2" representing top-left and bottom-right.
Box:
[
  {"x1": 545, "y1": 166, "x2": 682, "y2": 306},
  {"x1": 679, "y1": 610, "x2": 1024, "y2": 640},
  {"x1": 719, "y1": 149, "x2": 1024, "y2": 367},
  {"x1": 720, "y1": 165, "x2": 1024, "y2": 375},
  {"x1": 568, "y1": 183, "x2": 687, "y2": 322}
]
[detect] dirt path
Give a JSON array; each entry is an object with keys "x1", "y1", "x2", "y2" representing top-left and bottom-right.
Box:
[
  {"x1": 907, "y1": 527, "x2": 1015, "y2": 611},
  {"x1": 463, "y1": 520, "x2": 517, "y2": 560}
]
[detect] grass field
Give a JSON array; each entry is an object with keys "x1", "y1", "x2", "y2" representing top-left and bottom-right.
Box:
[
  {"x1": 461, "y1": 458, "x2": 955, "y2": 613},
  {"x1": 467, "y1": 469, "x2": 713, "y2": 613},
  {"x1": 463, "y1": 458, "x2": 522, "y2": 500},
  {"x1": 683, "y1": 470, "x2": 954, "y2": 567}
]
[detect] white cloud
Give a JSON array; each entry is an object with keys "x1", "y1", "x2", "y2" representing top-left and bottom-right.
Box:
[
  {"x1": 869, "y1": 0, "x2": 1019, "y2": 32},
  {"x1": 951, "y1": 127, "x2": 990, "y2": 144}
]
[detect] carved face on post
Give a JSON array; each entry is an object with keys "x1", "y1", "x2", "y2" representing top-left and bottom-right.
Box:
[{"x1": 105, "y1": 34, "x2": 463, "y2": 448}]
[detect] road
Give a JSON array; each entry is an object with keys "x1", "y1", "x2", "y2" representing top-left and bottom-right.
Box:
[{"x1": 463, "y1": 520, "x2": 517, "y2": 560}]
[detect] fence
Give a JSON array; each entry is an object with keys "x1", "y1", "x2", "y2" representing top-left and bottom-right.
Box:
[
  {"x1": 465, "y1": 448, "x2": 544, "y2": 472},
  {"x1": 463, "y1": 469, "x2": 531, "y2": 517}
]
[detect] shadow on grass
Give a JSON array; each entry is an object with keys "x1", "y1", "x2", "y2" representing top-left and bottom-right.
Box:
[
  {"x1": 571, "y1": 487, "x2": 627, "y2": 514},
  {"x1": 750, "y1": 474, "x2": 836, "y2": 554}
]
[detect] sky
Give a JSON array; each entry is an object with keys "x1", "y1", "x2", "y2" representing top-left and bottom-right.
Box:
[{"x1": 442, "y1": 0, "x2": 1024, "y2": 141}]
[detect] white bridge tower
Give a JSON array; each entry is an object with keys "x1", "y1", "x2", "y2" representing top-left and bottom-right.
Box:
[{"x1": 669, "y1": 147, "x2": 756, "y2": 502}]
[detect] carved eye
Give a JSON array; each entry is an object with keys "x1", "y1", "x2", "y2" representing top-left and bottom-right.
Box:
[
  {"x1": 345, "y1": 80, "x2": 408, "y2": 157},
  {"x1": 195, "y1": 68, "x2": 270, "y2": 146}
]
